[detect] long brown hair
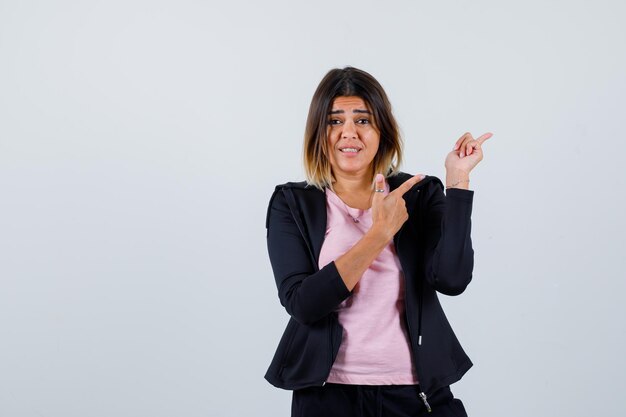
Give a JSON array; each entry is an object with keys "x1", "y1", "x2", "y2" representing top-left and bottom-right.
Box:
[{"x1": 303, "y1": 67, "x2": 403, "y2": 190}]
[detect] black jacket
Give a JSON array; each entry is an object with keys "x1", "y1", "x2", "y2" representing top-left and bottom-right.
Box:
[{"x1": 264, "y1": 172, "x2": 474, "y2": 396}]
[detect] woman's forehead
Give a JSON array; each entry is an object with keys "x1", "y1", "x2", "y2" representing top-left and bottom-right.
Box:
[{"x1": 330, "y1": 96, "x2": 369, "y2": 110}]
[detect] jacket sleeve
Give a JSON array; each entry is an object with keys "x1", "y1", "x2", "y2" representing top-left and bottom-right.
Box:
[
  {"x1": 422, "y1": 179, "x2": 475, "y2": 295},
  {"x1": 266, "y1": 187, "x2": 351, "y2": 325}
]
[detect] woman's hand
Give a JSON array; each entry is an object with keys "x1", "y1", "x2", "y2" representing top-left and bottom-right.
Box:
[
  {"x1": 334, "y1": 173, "x2": 424, "y2": 291},
  {"x1": 445, "y1": 132, "x2": 493, "y2": 174},
  {"x1": 370, "y1": 173, "x2": 424, "y2": 241}
]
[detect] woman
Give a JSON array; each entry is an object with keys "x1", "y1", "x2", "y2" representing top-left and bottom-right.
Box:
[{"x1": 265, "y1": 66, "x2": 492, "y2": 417}]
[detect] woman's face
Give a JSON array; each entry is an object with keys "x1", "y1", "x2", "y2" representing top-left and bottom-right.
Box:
[{"x1": 327, "y1": 96, "x2": 380, "y2": 181}]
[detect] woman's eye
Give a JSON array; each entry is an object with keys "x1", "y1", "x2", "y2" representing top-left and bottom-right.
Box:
[
  {"x1": 328, "y1": 119, "x2": 342, "y2": 125},
  {"x1": 357, "y1": 118, "x2": 370, "y2": 124}
]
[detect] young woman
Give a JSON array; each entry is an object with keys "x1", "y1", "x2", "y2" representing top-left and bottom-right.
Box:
[{"x1": 265, "y1": 66, "x2": 492, "y2": 416}]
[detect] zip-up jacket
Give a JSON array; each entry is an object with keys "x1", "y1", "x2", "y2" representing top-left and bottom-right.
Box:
[{"x1": 264, "y1": 172, "x2": 474, "y2": 397}]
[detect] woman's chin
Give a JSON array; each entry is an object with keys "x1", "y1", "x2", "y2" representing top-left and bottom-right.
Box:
[{"x1": 332, "y1": 164, "x2": 373, "y2": 177}]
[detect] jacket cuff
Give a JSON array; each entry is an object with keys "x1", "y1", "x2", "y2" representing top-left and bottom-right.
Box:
[
  {"x1": 328, "y1": 260, "x2": 352, "y2": 299},
  {"x1": 444, "y1": 187, "x2": 474, "y2": 202}
]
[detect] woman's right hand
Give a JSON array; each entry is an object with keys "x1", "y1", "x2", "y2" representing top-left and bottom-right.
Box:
[{"x1": 370, "y1": 173, "x2": 425, "y2": 241}]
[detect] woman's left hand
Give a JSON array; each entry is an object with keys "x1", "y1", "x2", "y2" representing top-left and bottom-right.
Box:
[{"x1": 445, "y1": 132, "x2": 493, "y2": 174}]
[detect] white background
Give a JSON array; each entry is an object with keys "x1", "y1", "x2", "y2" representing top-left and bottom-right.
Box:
[{"x1": 1, "y1": 1, "x2": 625, "y2": 416}]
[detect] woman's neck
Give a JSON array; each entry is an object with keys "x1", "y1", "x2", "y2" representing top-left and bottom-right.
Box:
[{"x1": 331, "y1": 172, "x2": 374, "y2": 195}]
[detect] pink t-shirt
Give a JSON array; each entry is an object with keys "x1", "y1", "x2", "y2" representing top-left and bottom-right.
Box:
[{"x1": 319, "y1": 183, "x2": 418, "y2": 385}]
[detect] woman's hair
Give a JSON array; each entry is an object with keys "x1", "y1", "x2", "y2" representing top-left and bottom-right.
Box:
[{"x1": 303, "y1": 66, "x2": 403, "y2": 190}]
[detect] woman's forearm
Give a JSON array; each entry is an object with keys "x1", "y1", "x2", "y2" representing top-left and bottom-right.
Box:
[
  {"x1": 445, "y1": 169, "x2": 470, "y2": 190},
  {"x1": 424, "y1": 185, "x2": 475, "y2": 295}
]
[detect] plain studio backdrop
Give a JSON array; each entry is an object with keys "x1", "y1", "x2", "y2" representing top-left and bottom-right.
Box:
[{"x1": 1, "y1": 1, "x2": 625, "y2": 416}]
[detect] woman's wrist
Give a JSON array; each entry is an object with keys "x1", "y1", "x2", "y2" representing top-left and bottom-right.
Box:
[
  {"x1": 367, "y1": 223, "x2": 394, "y2": 243},
  {"x1": 445, "y1": 169, "x2": 470, "y2": 190}
]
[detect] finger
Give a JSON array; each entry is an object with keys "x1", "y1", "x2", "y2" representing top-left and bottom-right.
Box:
[
  {"x1": 458, "y1": 134, "x2": 475, "y2": 157},
  {"x1": 459, "y1": 139, "x2": 470, "y2": 157},
  {"x1": 372, "y1": 173, "x2": 386, "y2": 202},
  {"x1": 453, "y1": 132, "x2": 471, "y2": 151},
  {"x1": 469, "y1": 142, "x2": 481, "y2": 155},
  {"x1": 391, "y1": 173, "x2": 425, "y2": 197},
  {"x1": 476, "y1": 132, "x2": 493, "y2": 145}
]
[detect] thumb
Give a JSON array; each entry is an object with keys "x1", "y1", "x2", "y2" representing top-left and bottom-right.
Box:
[{"x1": 372, "y1": 173, "x2": 386, "y2": 204}]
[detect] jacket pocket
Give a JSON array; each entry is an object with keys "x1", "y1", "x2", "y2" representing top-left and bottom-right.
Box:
[
  {"x1": 277, "y1": 318, "x2": 332, "y2": 385},
  {"x1": 277, "y1": 319, "x2": 298, "y2": 376}
]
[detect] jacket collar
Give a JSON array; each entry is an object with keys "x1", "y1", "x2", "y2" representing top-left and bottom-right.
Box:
[{"x1": 281, "y1": 172, "x2": 414, "y2": 192}]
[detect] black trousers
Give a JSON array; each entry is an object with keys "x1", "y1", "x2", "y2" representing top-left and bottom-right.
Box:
[{"x1": 292, "y1": 383, "x2": 468, "y2": 417}]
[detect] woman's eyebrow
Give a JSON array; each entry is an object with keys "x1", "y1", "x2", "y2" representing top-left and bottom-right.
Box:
[{"x1": 328, "y1": 109, "x2": 371, "y2": 114}]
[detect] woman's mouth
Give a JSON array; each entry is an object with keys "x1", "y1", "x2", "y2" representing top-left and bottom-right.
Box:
[{"x1": 339, "y1": 147, "x2": 361, "y2": 153}]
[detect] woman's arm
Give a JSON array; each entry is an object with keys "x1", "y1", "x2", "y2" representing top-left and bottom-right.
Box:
[
  {"x1": 335, "y1": 173, "x2": 424, "y2": 291},
  {"x1": 267, "y1": 188, "x2": 352, "y2": 325},
  {"x1": 422, "y1": 131, "x2": 492, "y2": 294},
  {"x1": 267, "y1": 174, "x2": 422, "y2": 324},
  {"x1": 421, "y1": 178, "x2": 475, "y2": 295}
]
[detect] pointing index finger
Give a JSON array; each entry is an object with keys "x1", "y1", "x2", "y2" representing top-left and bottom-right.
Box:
[
  {"x1": 390, "y1": 174, "x2": 426, "y2": 197},
  {"x1": 476, "y1": 132, "x2": 493, "y2": 144}
]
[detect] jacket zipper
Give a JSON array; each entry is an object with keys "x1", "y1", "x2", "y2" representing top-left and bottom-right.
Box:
[
  {"x1": 418, "y1": 390, "x2": 432, "y2": 413},
  {"x1": 322, "y1": 313, "x2": 336, "y2": 386},
  {"x1": 396, "y1": 250, "x2": 431, "y2": 413},
  {"x1": 418, "y1": 274, "x2": 424, "y2": 346},
  {"x1": 395, "y1": 191, "x2": 432, "y2": 412}
]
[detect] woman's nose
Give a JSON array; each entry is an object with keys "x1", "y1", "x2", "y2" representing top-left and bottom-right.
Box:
[{"x1": 341, "y1": 120, "x2": 357, "y2": 139}]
